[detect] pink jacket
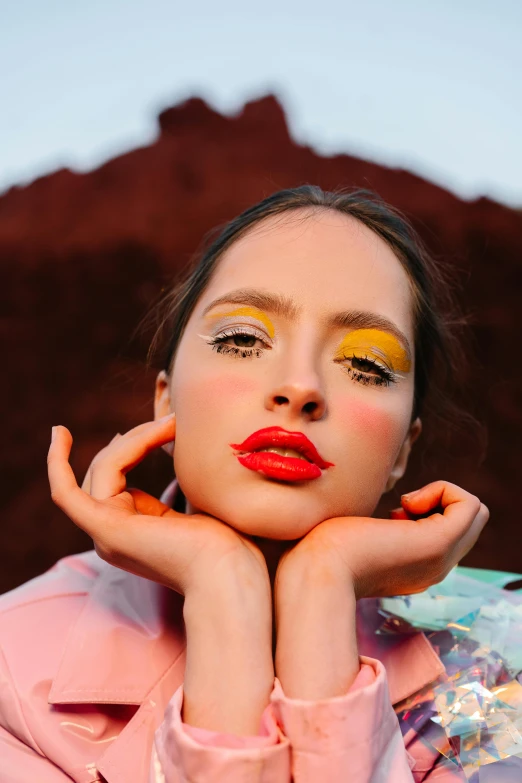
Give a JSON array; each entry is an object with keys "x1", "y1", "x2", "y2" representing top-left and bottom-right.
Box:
[{"x1": 0, "y1": 480, "x2": 458, "y2": 783}]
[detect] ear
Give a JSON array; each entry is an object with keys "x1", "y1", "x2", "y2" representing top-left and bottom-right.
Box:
[
  {"x1": 384, "y1": 417, "x2": 422, "y2": 493},
  {"x1": 154, "y1": 370, "x2": 174, "y2": 456}
]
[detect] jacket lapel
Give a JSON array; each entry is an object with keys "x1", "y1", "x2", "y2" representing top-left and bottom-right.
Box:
[
  {"x1": 49, "y1": 560, "x2": 186, "y2": 706},
  {"x1": 48, "y1": 551, "x2": 187, "y2": 783},
  {"x1": 96, "y1": 657, "x2": 186, "y2": 783}
]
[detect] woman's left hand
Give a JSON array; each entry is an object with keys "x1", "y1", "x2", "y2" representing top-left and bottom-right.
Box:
[{"x1": 276, "y1": 481, "x2": 490, "y2": 600}]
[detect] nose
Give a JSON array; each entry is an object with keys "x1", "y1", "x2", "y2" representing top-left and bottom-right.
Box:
[{"x1": 264, "y1": 366, "x2": 327, "y2": 422}]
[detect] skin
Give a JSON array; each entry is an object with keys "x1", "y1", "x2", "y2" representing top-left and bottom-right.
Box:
[
  {"x1": 333, "y1": 328, "x2": 411, "y2": 374},
  {"x1": 48, "y1": 206, "x2": 489, "y2": 733},
  {"x1": 207, "y1": 306, "x2": 276, "y2": 339},
  {"x1": 156, "y1": 208, "x2": 421, "y2": 541},
  {"x1": 154, "y1": 206, "x2": 488, "y2": 698}
]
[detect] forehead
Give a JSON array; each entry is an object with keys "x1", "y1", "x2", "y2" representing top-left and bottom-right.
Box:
[{"x1": 202, "y1": 208, "x2": 414, "y2": 334}]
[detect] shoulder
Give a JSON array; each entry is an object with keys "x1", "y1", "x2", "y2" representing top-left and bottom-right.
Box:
[
  {"x1": 0, "y1": 550, "x2": 104, "y2": 679},
  {"x1": 0, "y1": 551, "x2": 103, "y2": 745},
  {"x1": 0, "y1": 549, "x2": 102, "y2": 617}
]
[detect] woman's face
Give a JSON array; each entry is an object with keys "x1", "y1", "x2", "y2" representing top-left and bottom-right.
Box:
[{"x1": 155, "y1": 208, "x2": 421, "y2": 539}]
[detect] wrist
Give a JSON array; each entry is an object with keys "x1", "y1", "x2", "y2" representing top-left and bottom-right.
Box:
[
  {"x1": 182, "y1": 561, "x2": 274, "y2": 735},
  {"x1": 274, "y1": 557, "x2": 359, "y2": 699},
  {"x1": 183, "y1": 581, "x2": 273, "y2": 681},
  {"x1": 275, "y1": 542, "x2": 354, "y2": 605},
  {"x1": 185, "y1": 546, "x2": 271, "y2": 605},
  {"x1": 184, "y1": 554, "x2": 272, "y2": 634}
]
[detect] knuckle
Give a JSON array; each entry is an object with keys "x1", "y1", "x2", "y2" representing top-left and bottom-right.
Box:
[
  {"x1": 435, "y1": 551, "x2": 452, "y2": 574},
  {"x1": 469, "y1": 493, "x2": 481, "y2": 509},
  {"x1": 93, "y1": 523, "x2": 126, "y2": 566},
  {"x1": 428, "y1": 548, "x2": 454, "y2": 582},
  {"x1": 94, "y1": 539, "x2": 118, "y2": 565},
  {"x1": 436, "y1": 564, "x2": 453, "y2": 584},
  {"x1": 50, "y1": 489, "x2": 63, "y2": 507},
  {"x1": 428, "y1": 542, "x2": 457, "y2": 581},
  {"x1": 432, "y1": 527, "x2": 454, "y2": 556},
  {"x1": 422, "y1": 561, "x2": 446, "y2": 589},
  {"x1": 440, "y1": 548, "x2": 456, "y2": 573},
  {"x1": 461, "y1": 493, "x2": 481, "y2": 517}
]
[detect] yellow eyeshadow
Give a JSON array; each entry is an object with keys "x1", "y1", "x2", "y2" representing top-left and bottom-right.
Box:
[
  {"x1": 334, "y1": 328, "x2": 411, "y2": 373},
  {"x1": 206, "y1": 307, "x2": 275, "y2": 338}
]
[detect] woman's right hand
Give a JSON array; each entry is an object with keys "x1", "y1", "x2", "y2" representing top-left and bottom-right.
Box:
[{"x1": 47, "y1": 414, "x2": 269, "y2": 597}]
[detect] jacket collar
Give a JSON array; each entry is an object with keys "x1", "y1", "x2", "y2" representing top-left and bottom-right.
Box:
[{"x1": 49, "y1": 479, "x2": 444, "y2": 708}]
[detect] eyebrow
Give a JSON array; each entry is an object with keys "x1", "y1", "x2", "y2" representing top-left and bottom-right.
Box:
[{"x1": 202, "y1": 288, "x2": 412, "y2": 358}]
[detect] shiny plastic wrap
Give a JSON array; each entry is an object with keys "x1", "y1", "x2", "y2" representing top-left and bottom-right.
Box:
[{"x1": 378, "y1": 571, "x2": 522, "y2": 780}]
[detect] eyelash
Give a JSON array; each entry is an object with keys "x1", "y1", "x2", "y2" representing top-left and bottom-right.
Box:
[
  {"x1": 207, "y1": 328, "x2": 398, "y2": 387},
  {"x1": 206, "y1": 327, "x2": 267, "y2": 359},
  {"x1": 337, "y1": 354, "x2": 397, "y2": 387}
]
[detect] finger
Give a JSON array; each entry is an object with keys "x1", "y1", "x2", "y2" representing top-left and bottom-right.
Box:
[
  {"x1": 127, "y1": 488, "x2": 178, "y2": 517},
  {"x1": 48, "y1": 426, "x2": 130, "y2": 537},
  {"x1": 401, "y1": 481, "x2": 480, "y2": 518},
  {"x1": 113, "y1": 415, "x2": 176, "y2": 443},
  {"x1": 454, "y1": 502, "x2": 490, "y2": 561},
  {"x1": 81, "y1": 433, "x2": 122, "y2": 494},
  {"x1": 161, "y1": 439, "x2": 174, "y2": 457},
  {"x1": 90, "y1": 413, "x2": 176, "y2": 499},
  {"x1": 389, "y1": 507, "x2": 411, "y2": 520}
]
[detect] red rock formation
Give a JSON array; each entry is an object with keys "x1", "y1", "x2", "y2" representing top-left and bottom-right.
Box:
[{"x1": 2, "y1": 94, "x2": 522, "y2": 593}]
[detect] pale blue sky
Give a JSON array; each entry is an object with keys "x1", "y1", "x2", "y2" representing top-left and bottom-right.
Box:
[{"x1": 2, "y1": 0, "x2": 521, "y2": 205}]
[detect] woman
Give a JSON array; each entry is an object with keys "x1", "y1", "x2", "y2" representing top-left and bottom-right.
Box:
[{"x1": 0, "y1": 186, "x2": 490, "y2": 781}]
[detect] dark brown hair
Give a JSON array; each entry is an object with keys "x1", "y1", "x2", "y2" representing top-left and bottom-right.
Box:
[{"x1": 141, "y1": 185, "x2": 476, "y2": 434}]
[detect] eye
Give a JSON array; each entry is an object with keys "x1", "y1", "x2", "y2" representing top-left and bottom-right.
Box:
[
  {"x1": 351, "y1": 356, "x2": 383, "y2": 375},
  {"x1": 337, "y1": 353, "x2": 397, "y2": 387},
  {"x1": 206, "y1": 327, "x2": 270, "y2": 359},
  {"x1": 229, "y1": 333, "x2": 257, "y2": 348}
]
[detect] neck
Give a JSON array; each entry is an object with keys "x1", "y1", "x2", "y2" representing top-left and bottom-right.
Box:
[{"x1": 250, "y1": 536, "x2": 296, "y2": 587}]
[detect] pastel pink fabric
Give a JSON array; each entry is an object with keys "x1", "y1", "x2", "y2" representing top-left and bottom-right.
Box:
[{"x1": 0, "y1": 479, "x2": 456, "y2": 782}]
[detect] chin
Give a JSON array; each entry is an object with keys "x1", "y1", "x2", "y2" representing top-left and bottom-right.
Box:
[
  {"x1": 228, "y1": 512, "x2": 315, "y2": 541},
  {"x1": 181, "y1": 477, "x2": 328, "y2": 541}
]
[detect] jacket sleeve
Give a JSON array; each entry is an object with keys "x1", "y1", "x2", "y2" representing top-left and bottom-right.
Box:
[
  {"x1": 150, "y1": 684, "x2": 291, "y2": 782},
  {"x1": 0, "y1": 725, "x2": 73, "y2": 782},
  {"x1": 151, "y1": 657, "x2": 416, "y2": 783},
  {"x1": 270, "y1": 656, "x2": 415, "y2": 783}
]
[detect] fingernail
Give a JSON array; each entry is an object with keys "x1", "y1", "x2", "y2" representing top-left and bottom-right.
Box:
[
  {"x1": 162, "y1": 441, "x2": 174, "y2": 456},
  {"x1": 402, "y1": 489, "x2": 419, "y2": 501},
  {"x1": 51, "y1": 426, "x2": 56, "y2": 442},
  {"x1": 391, "y1": 507, "x2": 403, "y2": 514},
  {"x1": 159, "y1": 412, "x2": 175, "y2": 422}
]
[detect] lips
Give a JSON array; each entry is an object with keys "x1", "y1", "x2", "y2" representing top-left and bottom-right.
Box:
[{"x1": 230, "y1": 427, "x2": 334, "y2": 482}]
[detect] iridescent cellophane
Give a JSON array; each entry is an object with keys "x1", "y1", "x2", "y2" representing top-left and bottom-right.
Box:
[{"x1": 377, "y1": 571, "x2": 522, "y2": 781}]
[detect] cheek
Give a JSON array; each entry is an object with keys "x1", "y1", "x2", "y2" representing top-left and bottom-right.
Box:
[
  {"x1": 335, "y1": 396, "x2": 404, "y2": 455},
  {"x1": 172, "y1": 369, "x2": 262, "y2": 513},
  {"x1": 174, "y1": 370, "x2": 260, "y2": 417}
]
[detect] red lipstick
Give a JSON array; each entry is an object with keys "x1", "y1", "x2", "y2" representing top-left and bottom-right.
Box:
[{"x1": 230, "y1": 427, "x2": 334, "y2": 482}]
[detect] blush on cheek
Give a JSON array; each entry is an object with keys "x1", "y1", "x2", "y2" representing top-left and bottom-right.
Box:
[
  {"x1": 336, "y1": 397, "x2": 402, "y2": 453},
  {"x1": 210, "y1": 373, "x2": 260, "y2": 398},
  {"x1": 178, "y1": 371, "x2": 260, "y2": 412}
]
